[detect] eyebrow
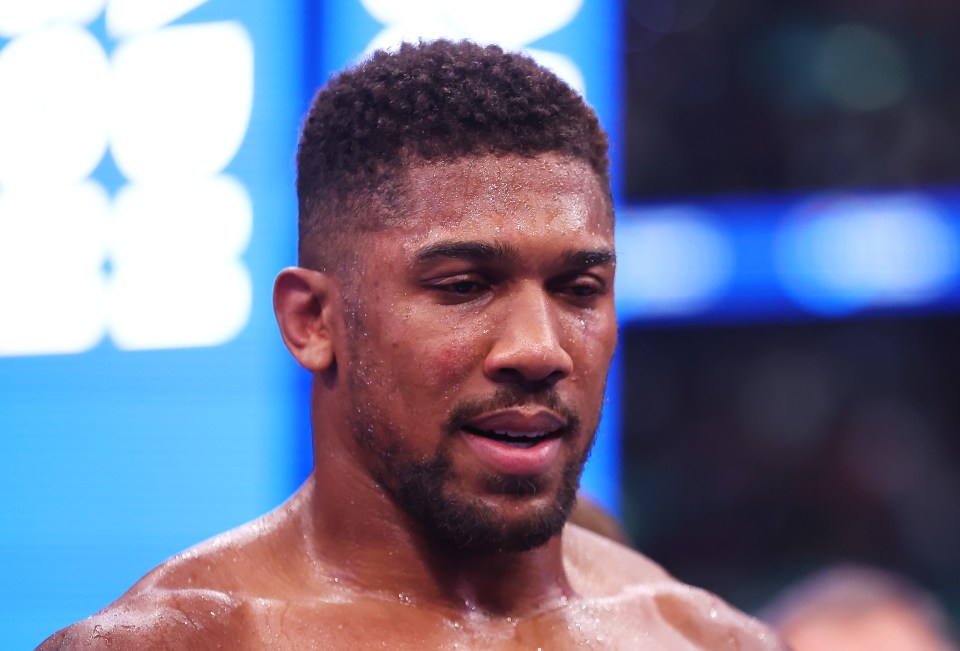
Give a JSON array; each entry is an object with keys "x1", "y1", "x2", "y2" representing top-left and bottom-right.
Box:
[
  {"x1": 562, "y1": 249, "x2": 616, "y2": 268},
  {"x1": 415, "y1": 241, "x2": 518, "y2": 263},
  {"x1": 414, "y1": 240, "x2": 616, "y2": 268}
]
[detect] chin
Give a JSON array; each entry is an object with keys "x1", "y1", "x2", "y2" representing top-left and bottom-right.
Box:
[
  {"x1": 425, "y1": 493, "x2": 573, "y2": 554},
  {"x1": 393, "y1": 454, "x2": 582, "y2": 554}
]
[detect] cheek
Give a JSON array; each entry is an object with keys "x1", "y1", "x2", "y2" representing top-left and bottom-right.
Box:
[
  {"x1": 424, "y1": 342, "x2": 472, "y2": 390},
  {"x1": 565, "y1": 311, "x2": 617, "y2": 374},
  {"x1": 422, "y1": 332, "x2": 482, "y2": 388},
  {"x1": 389, "y1": 317, "x2": 486, "y2": 394}
]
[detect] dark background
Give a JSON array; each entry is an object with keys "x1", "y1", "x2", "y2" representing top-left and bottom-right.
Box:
[
  {"x1": 618, "y1": 0, "x2": 960, "y2": 622},
  {"x1": 623, "y1": 0, "x2": 960, "y2": 200}
]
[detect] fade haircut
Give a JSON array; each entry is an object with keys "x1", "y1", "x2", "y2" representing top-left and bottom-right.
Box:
[{"x1": 296, "y1": 39, "x2": 611, "y2": 272}]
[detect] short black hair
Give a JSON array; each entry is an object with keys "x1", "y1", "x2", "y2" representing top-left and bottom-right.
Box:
[{"x1": 296, "y1": 39, "x2": 610, "y2": 271}]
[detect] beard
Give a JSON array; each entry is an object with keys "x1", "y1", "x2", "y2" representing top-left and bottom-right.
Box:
[
  {"x1": 351, "y1": 383, "x2": 594, "y2": 554},
  {"x1": 392, "y1": 444, "x2": 587, "y2": 554}
]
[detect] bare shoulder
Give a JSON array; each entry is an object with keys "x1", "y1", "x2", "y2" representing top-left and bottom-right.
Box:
[
  {"x1": 622, "y1": 582, "x2": 788, "y2": 650},
  {"x1": 562, "y1": 522, "x2": 672, "y2": 592},
  {"x1": 37, "y1": 514, "x2": 291, "y2": 651},
  {"x1": 35, "y1": 588, "x2": 258, "y2": 651},
  {"x1": 563, "y1": 524, "x2": 787, "y2": 650}
]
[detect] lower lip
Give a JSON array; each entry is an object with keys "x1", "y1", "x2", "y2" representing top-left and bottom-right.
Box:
[{"x1": 461, "y1": 432, "x2": 562, "y2": 475}]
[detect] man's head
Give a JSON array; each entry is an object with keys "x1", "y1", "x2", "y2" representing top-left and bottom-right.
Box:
[
  {"x1": 278, "y1": 40, "x2": 616, "y2": 555},
  {"x1": 295, "y1": 39, "x2": 610, "y2": 274},
  {"x1": 764, "y1": 566, "x2": 957, "y2": 651}
]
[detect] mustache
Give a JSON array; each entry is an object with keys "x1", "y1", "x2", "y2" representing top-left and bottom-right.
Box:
[{"x1": 444, "y1": 385, "x2": 580, "y2": 437}]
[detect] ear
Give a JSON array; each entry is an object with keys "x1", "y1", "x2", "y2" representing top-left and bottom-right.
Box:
[{"x1": 273, "y1": 267, "x2": 341, "y2": 372}]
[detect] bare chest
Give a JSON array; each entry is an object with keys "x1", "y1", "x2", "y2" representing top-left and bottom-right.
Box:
[{"x1": 242, "y1": 597, "x2": 734, "y2": 651}]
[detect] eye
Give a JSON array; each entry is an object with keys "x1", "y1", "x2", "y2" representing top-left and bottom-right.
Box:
[
  {"x1": 566, "y1": 282, "x2": 600, "y2": 297},
  {"x1": 554, "y1": 274, "x2": 607, "y2": 303},
  {"x1": 427, "y1": 275, "x2": 491, "y2": 303},
  {"x1": 444, "y1": 280, "x2": 483, "y2": 295}
]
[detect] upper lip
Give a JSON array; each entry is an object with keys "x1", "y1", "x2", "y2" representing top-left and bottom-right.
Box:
[{"x1": 462, "y1": 408, "x2": 567, "y2": 436}]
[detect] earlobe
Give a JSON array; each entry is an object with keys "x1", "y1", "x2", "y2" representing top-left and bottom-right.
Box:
[{"x1": 273, "y1": 267, "x2": 340, "y2": 372}]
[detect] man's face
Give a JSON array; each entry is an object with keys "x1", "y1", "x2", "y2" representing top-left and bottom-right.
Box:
[{"x1": 339, "y1": 153, "x2": 617, "y2": 553}]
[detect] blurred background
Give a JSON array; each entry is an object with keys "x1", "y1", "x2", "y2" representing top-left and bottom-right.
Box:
[
  {"x1": 617, "y1": 0, "x2": 960, "y2": 628},
  {"x1": 1, "y1": 0, "x2": 958, "y2": 647}
]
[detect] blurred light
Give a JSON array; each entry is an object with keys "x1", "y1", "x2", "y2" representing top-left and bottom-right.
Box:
[
  {"x1": 0, "y1": 0, "x2": 104, "y2": 37},
  {"x1": 776, "y1": 195, "x2": 960, "y2": 315},
  {"x1": 106, "y1": 0, "x2": 209, "y2": 38},
  {"x1": 110, "y1": 22, "x2": 253, "y2": 181},
  {"x1": 0, "y1": 181, "x2": 110, "y2": 356},
  {"x1": 0, "y1": 26, "x2": 110, "y2": 185},
  {"x1": 616, "y1": 208, "x2": 734, "y2": 318},
  {"x1": 108, "y1": 176, "x2": 252, "y2": 349},
  {"x1": 359, "y1": 0, "x2": 586, "y2": 94},
  {"x1": 0, "y1": 13, "x2": 255, "y2": 357},
  {"x1": 361, "y1": 0, "x2": 583, "y2": 49},
  {"x1": 815, "y1": 24, "x2": 909, "y2": 112}
]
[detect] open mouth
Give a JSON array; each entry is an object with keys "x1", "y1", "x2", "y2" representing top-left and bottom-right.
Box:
[{"x1": 462, "y1": 426, "x2": 561, "y2": 449}]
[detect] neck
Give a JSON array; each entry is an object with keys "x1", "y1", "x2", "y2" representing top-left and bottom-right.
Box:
[{"x1": 293, "y1": 445, "x2": 575, "y2": 618}]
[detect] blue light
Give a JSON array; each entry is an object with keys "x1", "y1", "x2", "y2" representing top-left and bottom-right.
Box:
[
  {"x1": 616, "y1": 191, "x2": 960, "y2": 323},
  {"x1": 776, "y1": 194, "x2": 960, "y2": 315},
  {"x1": 616, "y1": 206, "x2": 735, "y2": 320}
]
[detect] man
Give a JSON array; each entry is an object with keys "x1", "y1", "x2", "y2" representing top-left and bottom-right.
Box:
[
  {"x1": 41, "y1": 40, "x2": 784, "y2": 650},
  {"x1": 764, "y1": 565, "x2": 957, "y2": 651}
]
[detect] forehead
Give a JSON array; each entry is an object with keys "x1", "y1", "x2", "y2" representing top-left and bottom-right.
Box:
[{"x1": 390, "y1": 153, "x2": 613, "y2": 246}]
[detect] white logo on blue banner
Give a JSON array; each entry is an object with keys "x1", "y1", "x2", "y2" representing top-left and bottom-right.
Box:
[{"x1": 0, "y1": 0, "x2": 253, "y2": 356}]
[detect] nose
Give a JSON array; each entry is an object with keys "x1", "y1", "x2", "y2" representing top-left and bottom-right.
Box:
[{"x1": 483, "y1": 285, "x2": 573, "y2": 386}]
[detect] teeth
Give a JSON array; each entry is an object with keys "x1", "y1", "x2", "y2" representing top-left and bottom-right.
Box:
[{"x1": 493, "y1": 430, "x2": 547, "y2": 438}]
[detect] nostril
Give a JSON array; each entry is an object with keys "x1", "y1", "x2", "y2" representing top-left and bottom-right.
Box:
[
  {"x1": 488, "y1": 368, "x2": 562, "y2": 392},
  {"x1": 482, "y1": 296, "x2": 574, "y2": 382},
  {"x1": 485, "y1": 346, "x2": 573, "y2": 385}
]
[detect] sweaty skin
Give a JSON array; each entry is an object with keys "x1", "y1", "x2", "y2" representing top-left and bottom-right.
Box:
[{"x1": 40, "y1": 155, "x2": 785, "y2": 650}]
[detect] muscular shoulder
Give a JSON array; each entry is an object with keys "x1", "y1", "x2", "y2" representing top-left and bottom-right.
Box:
[
  {"x1": 563, "y1": 525, "x2": 786, "y2": 650},
  {"x1": 627, "y1": 583, "x2": 787, "y2": 650},
  {"x1": 36, "y1": 588, "x2": 258, "y2": 651},
  {"x1": 38, "y1": 517, "x2": 293, "y2": 650},
  {"x1": 562, "y1": 522, "x2": 672, "y2": 593}
]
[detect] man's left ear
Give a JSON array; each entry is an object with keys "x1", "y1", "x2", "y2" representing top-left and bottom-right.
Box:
[{"x1": 273, "y1": 267, "x2": 341, "y2": 372}]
